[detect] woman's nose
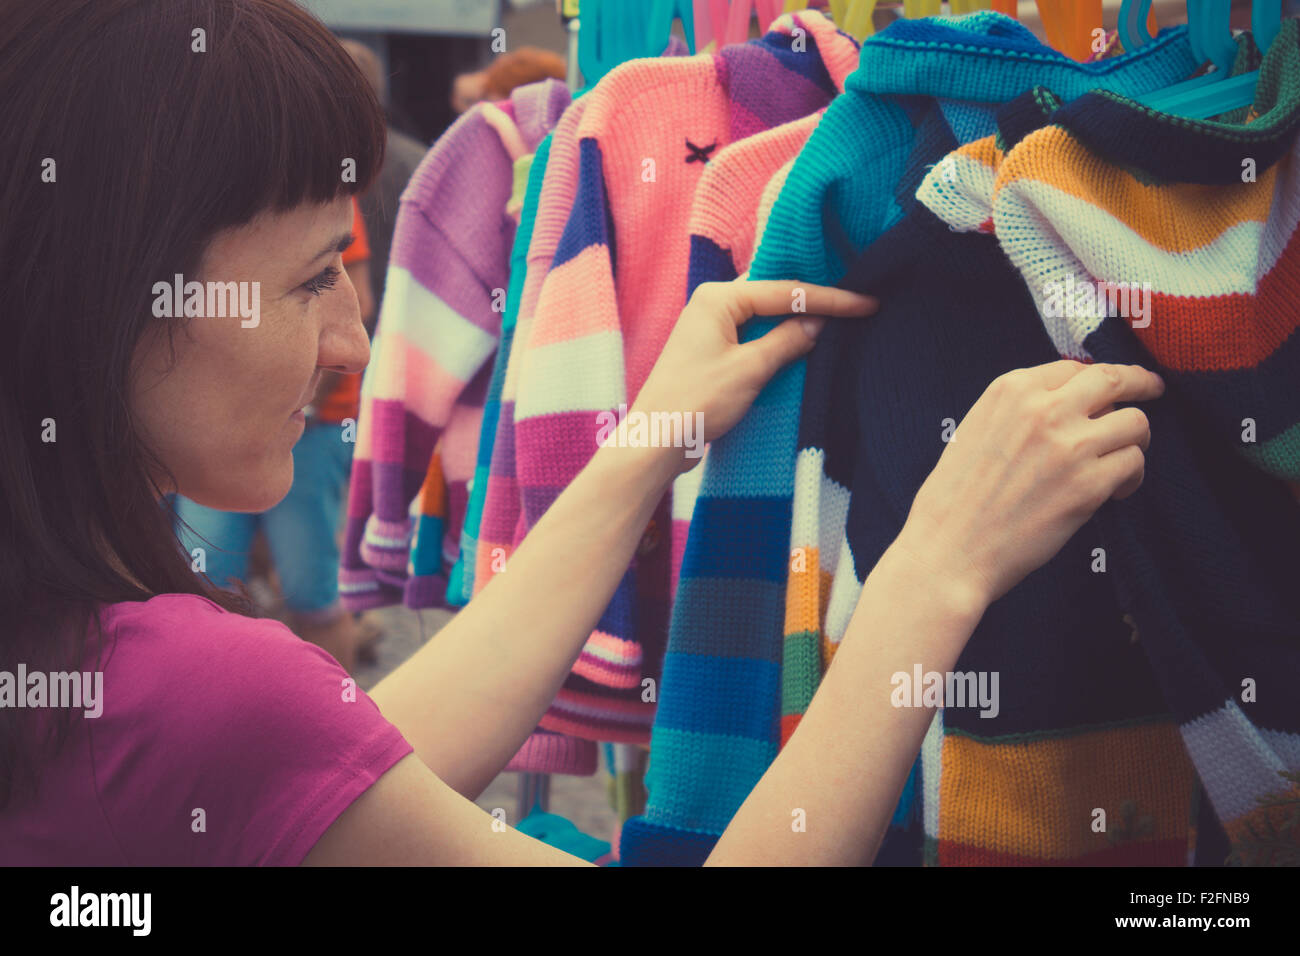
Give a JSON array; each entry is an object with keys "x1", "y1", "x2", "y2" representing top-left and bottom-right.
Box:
[{"x1": 319, "y1": 267, "x2": 371, "y2": 375}]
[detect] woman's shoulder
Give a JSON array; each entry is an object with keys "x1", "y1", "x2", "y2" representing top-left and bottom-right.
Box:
[
  {"x1": 88, "y1": 593, "x2": 411, "y2": 865},
  {"x1": 94, "y1": 592, "x2": 362, "y2": 740}
]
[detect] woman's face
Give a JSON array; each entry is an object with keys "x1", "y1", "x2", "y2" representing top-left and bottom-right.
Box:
[{"x1": 131, "y1": 197, "x2": 369, "y2": 511}]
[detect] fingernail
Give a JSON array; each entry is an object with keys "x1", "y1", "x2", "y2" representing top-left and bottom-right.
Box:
[{"x1": 799, "y1": 317, "x2": 826, "y2": 339}]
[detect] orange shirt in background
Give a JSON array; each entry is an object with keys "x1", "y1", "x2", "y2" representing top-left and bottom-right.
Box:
[{"x1": 315, "y1": 198, "x2": 369, "y2": 424}]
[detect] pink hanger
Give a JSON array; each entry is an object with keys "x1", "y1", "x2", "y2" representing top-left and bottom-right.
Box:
[
  {"x1": 693, "y1": 0, "x2": 731, "y2": 49},
  {"x1": 721, "y1": 0, "x2": 787, "y2": 47}
]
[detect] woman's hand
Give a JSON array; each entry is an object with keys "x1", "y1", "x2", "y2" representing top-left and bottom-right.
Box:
[
  {"x1": 892, "y1": 360, "x2": 1165, "y2": 611},
  {"x1": 627, "y1": 277, "x2": 877, "y2": 474}
]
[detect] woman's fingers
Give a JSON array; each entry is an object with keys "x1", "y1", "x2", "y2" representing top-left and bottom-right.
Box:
[
  {"x1": 1087, "y1": 405, "x2": 1152, "y2": 455},
  {"x1": 1021, "y1": 358, "x2": 1091, "y2": 391},
  {"x1": 1056, "y1": 363, "x2": 1165, "y2": 415},
  {"x1": 1092, "y1": 443, "x2": 1147, "y2": 501},
  {"x1": 735, "y1": 315, "x2": 828, "y2": 384},
  {"x1": 699, "y1": 278, "x2": 876, "y2": 327}
]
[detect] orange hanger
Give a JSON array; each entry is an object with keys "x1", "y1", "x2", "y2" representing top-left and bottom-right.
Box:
[
  {"x1": 1036, "y1": 0, "x2": 1102, "y2": 60},
  {"x1": 989, "y1": 0, "x2": 1018, "y2": 16}
]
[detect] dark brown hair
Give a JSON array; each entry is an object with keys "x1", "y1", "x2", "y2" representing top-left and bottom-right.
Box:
[{"x1": 0, "y1": 0, "x2": 385, "y2": 807}]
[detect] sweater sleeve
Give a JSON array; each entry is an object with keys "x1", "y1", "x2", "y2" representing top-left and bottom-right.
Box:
[
  {"x1": 341, "y1": 109, "x2": 513, "y2": 610},
  {"x1": 621, "y1": 97, "x2": 900, "y2": 867},
  {"x1": 473, "y1": 98, "x2": 590, "y2": 598}
]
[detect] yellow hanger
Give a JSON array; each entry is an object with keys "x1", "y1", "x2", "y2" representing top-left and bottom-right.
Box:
[
  {"x1": 782, "y1": 0, "x2": 811, "y2": 12},
  {"x1": 842, "y1": 0, "x2": 879, "y2": 37},
  {"x1": 903, "y1": 0, "x2": 943, "y2": 16},
  {"x1": 948, "y1": 0, "x2": 992, "y2": 13}
]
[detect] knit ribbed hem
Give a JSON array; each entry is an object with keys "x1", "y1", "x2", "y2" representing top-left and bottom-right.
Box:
[
  {"x1": 504, "y1": 732, "x2": 598, "y2": 776},
  {"x1": 619, "y1": 817, "x2": 717, "y2": 867},
  {"x1": 360, "y1": 519, "x2": 413, "y2": 572},
  {"x1": 402, "y1": 572, "x2": 450, "y2": 611}
]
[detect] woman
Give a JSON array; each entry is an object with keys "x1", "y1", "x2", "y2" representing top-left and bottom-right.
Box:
[{"x1": 0, "y1": 0, "x2": 1160, "y2": 865}]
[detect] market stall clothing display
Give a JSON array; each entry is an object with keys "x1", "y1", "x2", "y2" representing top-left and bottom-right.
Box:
[
  {"x1": 473, "y1": 97, "x2": 590, "y2": 602},
  {"x1": 468, "y1": 99, "x2": 603, "y2": 775},
  {"x1": 669, "y1": 112, "x2": 824, "y2": 591},
  {"x1": 913, "y1": 20, "x2": 1300, "y2": 862},
  {"x1": 501, "y1": 11, "x2": 861, "y2": 747},
  {"x1": 620, "y1": 12, "x2": 1200, "y2": 867},
  {"x1": 451, "y1": 146, "x2": 548, "y2": 608},
  {"x1": 341, "y1": 78, "x2": 570, "y2": 613}
]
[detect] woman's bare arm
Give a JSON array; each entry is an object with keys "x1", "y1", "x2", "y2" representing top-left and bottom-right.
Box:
[
  {"x1": 367, "y1": 281, "x2": 876, "y2": 800},
  {"x1": 308, "y1": 281, "x2": 1161, "y2": 865}
]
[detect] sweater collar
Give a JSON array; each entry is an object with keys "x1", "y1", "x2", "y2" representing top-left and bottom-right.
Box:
[
  {"x1": 853, "y1": 12, "x2": 1196, "y2": 104},
  {"x1": 1004, "y1": 18, "x2": 1300, "y2": 186}
]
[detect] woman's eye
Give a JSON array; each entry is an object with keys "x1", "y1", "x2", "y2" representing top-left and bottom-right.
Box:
[{"x1": 301, "y1": 266, "x2": 340, "y2": 296}]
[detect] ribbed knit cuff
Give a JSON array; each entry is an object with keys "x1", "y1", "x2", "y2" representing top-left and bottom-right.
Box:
[
  {"x1": 339, "y1": 569, "x2": 401, "y2": 612},
  {"x1": 402, "y1": 571, "x2": 450, "y2": 611},
  {"x1": 618, "y1": 816, "x2": 716, "y2": 867},
  {"x1": 504, "y1": 731, "x2": 598, "y2": 776},
  {"x1": 360, "y1": 517, "x2": 413, "y2": 572}
]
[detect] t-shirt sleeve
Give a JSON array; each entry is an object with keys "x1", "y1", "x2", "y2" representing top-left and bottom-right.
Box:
[{"x1": 90, "y1": 595, "x2": 413, "y2": 865}]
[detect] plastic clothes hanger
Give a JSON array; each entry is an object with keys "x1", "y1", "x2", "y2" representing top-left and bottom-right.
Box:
[
  {"x1": 1149, "y1": 0, "x2": 1280, "y2": 118},
  {"x1": 1118, "y1": 0, "x2": 1156, "y2": 51},
  {"x1": 1144, "y1": 0, "x2": 1242, "y2": 113},
  {"x1": 577, "y1": 0, "x2": 657, "y2": 85},
  {"x1": 989, "y1": 0, "x2": 1019, "y2": 16},
  {"x1": 693, "y1": 0, "x2": 730, "y2": 50},
  {"x1": 720, "y1": 0, "x2": 787, "y2": 45},
  {"x1": 950, "y1": 0, "x2": 993, "y2": 14},
  {"x1": 903, "y1": 0, "x2": 943, "y2": 17},
  {"x1": 1037, "y1": 0, "x2": 1098, "y2": 58},
  {"x1": 648, "y1": 0, "x2": 697, "y2": 54},
  {"x1": 842, "y1": 0, "x2": 880, "y2": 38}
]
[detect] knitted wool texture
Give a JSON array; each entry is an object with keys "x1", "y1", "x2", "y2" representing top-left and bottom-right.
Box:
[
  {"x1": 452, "y1": 142, "x2": 552, "y2": 608},
  {"x1": 482, "y1": 12, "x2": 861, "y2": 746},
  {"x1": 620, "y1": 12, "x2": 1198, "y2": 867},
  {"x1": 473, "y1": 95, "x2": 590, "y2": 602},
  {"x1": 340, "y1": 79, "x2": 570, "y2": 612},
  {"x1": 668, "y1": 112, "x2": 824, "y2": 591},
  {"x1": 914, "y1": 21, "x2": 1300, "y2": 863}
]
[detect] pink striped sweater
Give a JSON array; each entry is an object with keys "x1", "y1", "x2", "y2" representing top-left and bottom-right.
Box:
[
  {"x1": 481, "y1": 12, "x2": 860, "y2": 743},
  {"x1": 340, "y1": 79, "x2": 570, "y2": 611}
]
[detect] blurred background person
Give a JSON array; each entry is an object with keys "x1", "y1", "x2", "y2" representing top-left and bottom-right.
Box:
[{"x1": 450, "y1": 46, "x2": 566, "y2": 114}]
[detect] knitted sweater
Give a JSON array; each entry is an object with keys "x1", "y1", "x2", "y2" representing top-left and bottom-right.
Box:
[
  {"x1": 491, "y1": 12, "x2": 861, "y2": 746},
  {"x1": 915, "y1": 20, "x2": 1300, "y2": 863},
  {"x1": 472, "y1": 96, "x2": 590, "y2": 600},
  {"x1": 621, "y1": 12, "x2": 1198, "y2": 867},
  {"x1": 452, "y1": 139, "x2": 553, "y2": 608},
  {"x1": 340, "y1": 79, "x2": 570, "y2": 612},
  {"x1": 669, "y1": 112, "x2": 823, "y2": 590}
]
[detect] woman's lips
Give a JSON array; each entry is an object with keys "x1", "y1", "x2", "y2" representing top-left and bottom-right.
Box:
[{"x1": 291, "y1": 371, "x2": 321, "y2": 417}]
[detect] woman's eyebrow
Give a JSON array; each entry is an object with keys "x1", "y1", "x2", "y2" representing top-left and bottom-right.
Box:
[{"x1": 306, "y1": 231, "x2": 355, "y2": 265}]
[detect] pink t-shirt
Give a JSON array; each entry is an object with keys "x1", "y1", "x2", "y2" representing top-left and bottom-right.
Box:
[{"x1": 0, "y1": 594, "x2": 412, "y2": 865}]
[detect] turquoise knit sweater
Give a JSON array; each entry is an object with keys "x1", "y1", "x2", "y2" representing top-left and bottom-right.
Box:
[{"x1": 621, "y1": 11, "x2": 1197, "y2": 866}]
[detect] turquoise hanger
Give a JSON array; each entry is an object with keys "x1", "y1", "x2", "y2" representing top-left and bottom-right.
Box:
[
  {"x1": 1140, "y1": 0, "x2": 1229, "y2": 111},
  {"x1": 648, "y1": 0, "x2": 697, "y2": 54},
  {"x1": 1145, "y1": 0, "x2": 1279, "y2": 119},
  {"x1": 1252, "y1": 0, "x2": 1282, "y2": 52},
  {"x1": 578, "y1": 0, "x2": 695, "y2": 87},
  {"x1": 1118, "y1": 0, "x2": 1155, "y2": 53}
]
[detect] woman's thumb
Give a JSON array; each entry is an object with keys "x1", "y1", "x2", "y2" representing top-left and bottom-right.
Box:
[{"x1": 740, "y1": 315, "x2": 826, "y2": 382}]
